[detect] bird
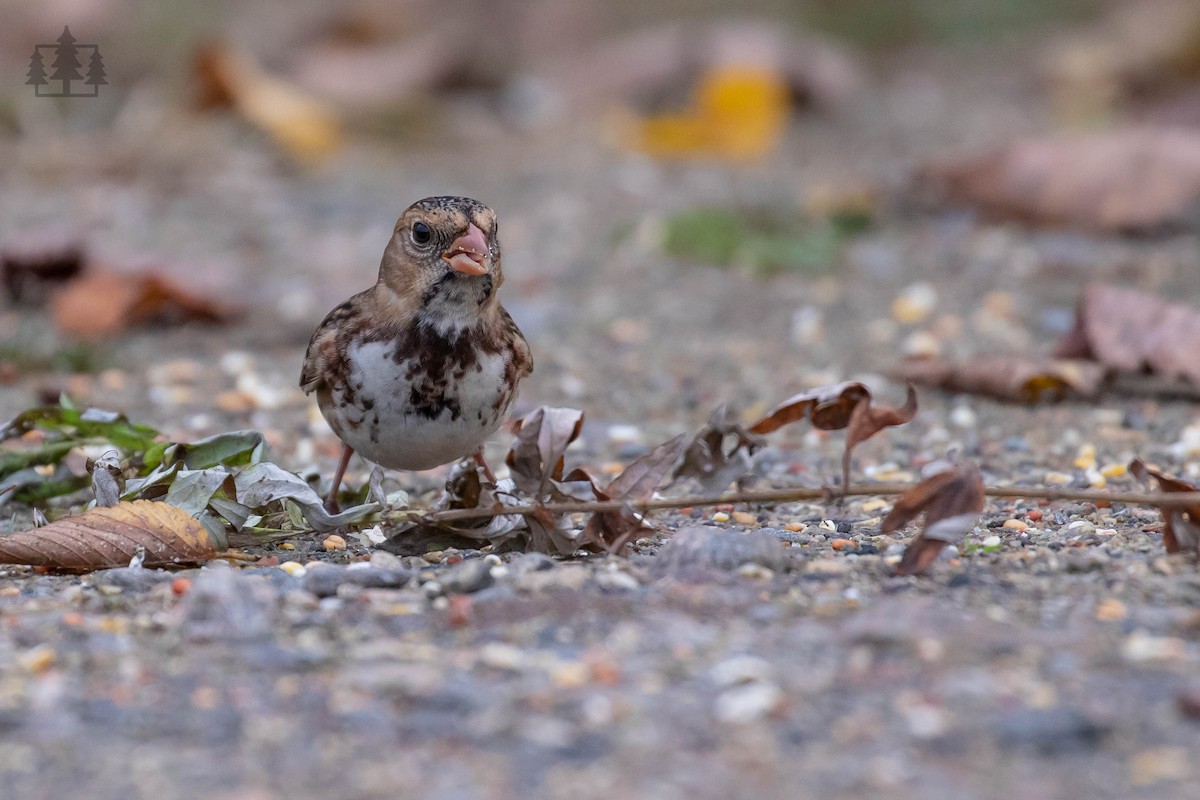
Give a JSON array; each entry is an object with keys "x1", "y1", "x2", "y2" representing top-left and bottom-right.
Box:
[{"x1": 300, "y1": 196, "x2": 532, "y2": 512}]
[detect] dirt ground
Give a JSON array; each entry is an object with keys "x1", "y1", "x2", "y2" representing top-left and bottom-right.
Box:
[{"x1": 3, "y1": 4, "x2": 1200, "y2": 799}]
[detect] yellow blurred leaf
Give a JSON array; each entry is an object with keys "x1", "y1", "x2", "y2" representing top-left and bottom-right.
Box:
[
  {"x1": 195, "y1": 44, "x2": 341, "y2": 164},
  {"x1": 629, "y1": 66, "x2": 790, "y2": 161}
]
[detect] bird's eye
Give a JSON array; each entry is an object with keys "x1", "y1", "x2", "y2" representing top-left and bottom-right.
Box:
[{"x1": 411, "y1": 222, "x2": 432, "y2": 245}]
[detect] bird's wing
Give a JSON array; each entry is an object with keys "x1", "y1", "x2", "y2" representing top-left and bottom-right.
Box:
[
  {"x1": 299, "y1": 297, "x2": 361, "y2": 395},
  {"x1": 500, "y1": 307, "x2": 533, "y2": 378}
]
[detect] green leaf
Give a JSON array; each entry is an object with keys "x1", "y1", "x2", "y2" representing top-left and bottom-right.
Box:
[{"x1": 163, "y1": 430, "x2": 265, "y2": 469}]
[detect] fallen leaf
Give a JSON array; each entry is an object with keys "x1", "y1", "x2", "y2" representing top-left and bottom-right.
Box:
[
  {"x1": 919, "y1": 127, "x2": 1200, "y2": 232},
  {"x1": 1130, "y1": 459, "x2": 1200, "y2": 557},
  {"x1": 195, "y1": 43, "x2": 341, "y2": 164},
  {"x1": 1055, "y1": 283, "x2": 1200, "y2": 386},
  {"x1": 883, "y1": 461, "x2": 985, "y2": 576},
  {"x1": 0, "y1": 500, "x2": 223, "y2": 571},
  {"x1": 842, "y1": 385, "x2": 918, "y2": 490},
  {"x1": 748, "y1": 381, "x2": 871, "y2": 434},
  {"x1": 505, "y1": 407, "x2": 585, "y2": 498},
  {"x1": 51, "y1": 272, "x2": 233, "y2": 339},
  {"x1": 673, "y1": 405, "x2": 763, "y2": 493},
  {"x1": 584, "y1": 433, "x2": 689, "y2": 552},
  {"x1": 895, "y1": 354, "x2": 1107, "y2": 403},
  {"x1": 1, "y1": 232, "x2": 83, "y2": 304}
]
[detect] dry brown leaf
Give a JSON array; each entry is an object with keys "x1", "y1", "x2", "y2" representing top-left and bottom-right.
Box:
[
  {"x1": 919, "y1": 127, "x2": 1200, "y2": 232},
  {"x1": 0, "y1": 500, "x2": 221, "y2": 571},
  {"x1": 896, "y1": 354, "x2": 1107, "y2": 403},
  {"x1": 505, "y1": 407, "x2": 585, "y2": 498},
  {"x1": 1, "y1": 232, "x2": 83, "y2": 304},
  {"x1": 673, "y1": 405, "x2": 762, "y2": 493},
  {"x1": 195, "y1": 43, "x2": 341, "y2": 164},
  {"x1": 584, "y1": 433, "x2": 689, "y2": 552},
  {"x1": 842, "y1": 385, "x2": 918, "y2": 490},
  {"x1": 1130, "y1": 459, "x2": 1200, "y2": 557},
  {"x1": 883, "y1": 462, "x2": 985, "y2": 577},
  {"x1": 749, "y1": 381, "x2": 871, "y2": 434},
  {"x1": 51, "y1": 272, "x2": 233, "y2": 339},
  {"x1": 1055, "y1": 283, "x2": 1200, "y2": 386}
]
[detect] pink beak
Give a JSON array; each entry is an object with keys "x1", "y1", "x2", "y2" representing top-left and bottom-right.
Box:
[{"x1": 443, "y1": 223, "x2": 490, "y2": 276}]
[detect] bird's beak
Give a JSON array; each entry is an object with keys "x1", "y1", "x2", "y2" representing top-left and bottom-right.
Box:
[{"x1": 443, "y1": 223, "x2": 490, "y2": 276}]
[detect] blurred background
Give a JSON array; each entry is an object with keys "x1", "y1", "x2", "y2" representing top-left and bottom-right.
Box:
[{"x1": 1, "y1": 0, "x2": 1199, "y2": 473}]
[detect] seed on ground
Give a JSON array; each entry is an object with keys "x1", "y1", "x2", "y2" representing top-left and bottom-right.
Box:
[
  {"x1": 322, "y1": 535, "x2": 347, "y2": 551},
  {"x1": 731, "y1": 511, "x2": 757, "y2": 525}
]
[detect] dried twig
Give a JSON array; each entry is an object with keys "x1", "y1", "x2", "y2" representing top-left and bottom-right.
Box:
[{"x1": 411, "y1": 482, "x2": 1200, "y2": 525}]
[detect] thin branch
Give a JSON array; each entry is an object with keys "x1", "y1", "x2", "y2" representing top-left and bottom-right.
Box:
[{"x1": 415, "y1": 482, "x2": 1200, "y2": 524}]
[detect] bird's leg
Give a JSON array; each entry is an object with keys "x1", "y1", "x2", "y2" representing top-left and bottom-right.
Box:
[
  {"x1": 325, "y1": 444, "x2": 354, "y2": 514},
  {"x1": 473, "y1": 446, "x2": 497, "y2": 483}
]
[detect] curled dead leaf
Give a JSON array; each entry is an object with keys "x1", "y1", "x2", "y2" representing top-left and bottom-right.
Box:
[
  {"x1": 1055, "y1": 283, "x2": 1200, "y2": 387},
  {"x1": 883, "y1": 462, "x2": 985, "y2": 577},
  {"x1": 584, "y1": 433, "x2": 689, "y2": 552},
  {"x1": 842, "y1": 385, "x2": 918, "y2": 490},
  {"x1": 1130, "y1": 459, "x2": 1200, "y2": 557},
  {"x1": 918, "y1": 127, "x2": 1200, "y2": 232},
  {"x1": 673, "y1": 405, "x2": 762, "y2": 493},
  {"x1": 51, "y1": 272, "x2": 234, "y2": 339},
  {"x1": 195, "y1": 43, "x2": 341, "y2": 164},
  {"x1": 0, "y1": 500, "x2": 222, "y2": 571},
  {"x1": 749, "y1": 381, "x2": 871, "y2": 434},
  {"x1": 505, "y1": 406, "x2": 585, "y2": 498},
  {"x1": 895, "y1": 354, "x2": 1107, "y2": 403}
]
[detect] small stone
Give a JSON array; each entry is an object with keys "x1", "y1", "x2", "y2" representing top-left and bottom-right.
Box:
[
  {"x1": 1099, "y1": 462, "x2": 1127, "y2": 479},
  {"x1": 981, "y1": 535, "x2": 1002, "y2": 549},
  {"x1": 714, "y1": 682, "x2": 782, "y2": 724},
  {"x1": 1095, "y1": 597, "x2": 1127, "y2": 622},
  {"x1": 891, "y1": 281, "x2": 937, "y2": 324},
  {"x1": 18, "y1": 645, "x2": 56, "y2": 674},
  {"x1": 731, "y1": 511, "x2": 757, "y2": 526},
  {"x1": 1123, "y1": 631, "x2": 1186, "y2": 662},
  {"x1": 1026, "y1": 510, "x2": 1043, "y2": 522},
  {"x1": 831, "y1": 538, "x2": 856, "y2": 551},
  {"x1": 783, "y1": 522, "x2": 804, "y2": 532},
  {"x1": 322, "y1": 535, "x2": 347, "y2": 551},
  {"x1": 279, "y1": 561, "x2": 307, "y2": 577},
  {"x1": 1129, "y1": 747, "x2": 1189, "y2": 787},
  {"x1": 1002, "y1": 519, "x2": 1028, "y2": 532},
  {"x1": 422, "y1": 550, "x2": 444, "y2": 563},
  {"x1": 440, "y1": 558, "x2": 495, "y2": 595},
  {"x1": 171, "y1": 577, "x2": 192, "y2": 595}
]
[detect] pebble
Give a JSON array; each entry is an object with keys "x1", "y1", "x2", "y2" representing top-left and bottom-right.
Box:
[
  {"x1": 322, "y1": 535, "x2": 347, "y2": 551},
  {"x1": 18, "y1": 645, "x2": 56, "y2": 674},
  {"x1": 981, "y1": 535, "x2": 1002, "y2": 549},
  {"x1": 1123, "y1": 631, "x2": 1186, "y2": 663},
  {"x1": 653, "y1": 526, "x2": 790, "y2": 575},
  {"x1": 1095, "y1": 597, "x2": 1127, "y2": 621},
  {"x1": 714, "y1": 682, "x2": 782, "y2": 724},
  {"x1": 1128, "y1": 747, "x2": 1190, "y2": 786},
  {"x1": 831, "y1": 538, "x2": 856, "y2": 551},
  {"x1": 891, "y1": 282, "x2": 937, "y2": 324},
  {"x1": 783, "y1": 522, "x2": 804, "y2": 532},
  {"x1": 439, "y1": 559, "x2": 495, "y2": 595}
]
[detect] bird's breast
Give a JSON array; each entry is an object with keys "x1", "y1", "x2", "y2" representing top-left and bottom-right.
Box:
[{"x1": 318, "y1": 332, "x2": 517, "y2": 471}]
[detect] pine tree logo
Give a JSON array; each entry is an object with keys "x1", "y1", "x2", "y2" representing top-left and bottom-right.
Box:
[{"x1": 27, "y1": 27, "x2": 106, "y2": 97}]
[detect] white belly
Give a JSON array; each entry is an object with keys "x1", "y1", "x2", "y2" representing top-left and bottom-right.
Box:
[{"x1": 321, "y1": 339, "x2": 513, "y2": 470}]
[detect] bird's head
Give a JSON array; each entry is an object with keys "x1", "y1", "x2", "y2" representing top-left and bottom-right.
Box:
[{"x1": 378, "y1": 196, "x2": 502, "y2": 318}]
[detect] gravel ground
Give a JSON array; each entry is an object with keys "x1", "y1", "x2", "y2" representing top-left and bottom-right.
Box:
[{"x1": 3, "y1": 23, "x2": 1200, "y2": 800}]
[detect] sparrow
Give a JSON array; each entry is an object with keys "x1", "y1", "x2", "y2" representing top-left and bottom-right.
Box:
[{"x1": 300, "y1": 196, "x2": 532, "y2": 512}]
